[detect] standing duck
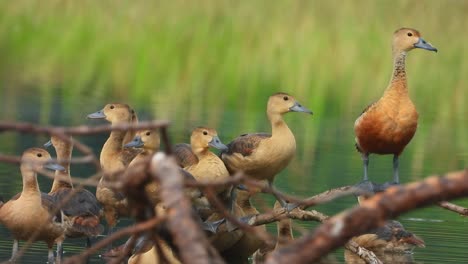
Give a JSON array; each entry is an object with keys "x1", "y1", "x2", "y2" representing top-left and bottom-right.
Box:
[
  {"x1": 354, "y1": 28, "x2": 437, "y2": 184},
  {"x1": 87, "y1": 103, "x2": 141, "y2": 232},
  {"x1": 44, "y1": 135, "x2": 103, "y2": 246},
  {"x1": 221, "y1": 92, "x2": 312, "y2": 208},
  {"x1": 0, "y1": 148, "x2": 66, "y2": 263}
]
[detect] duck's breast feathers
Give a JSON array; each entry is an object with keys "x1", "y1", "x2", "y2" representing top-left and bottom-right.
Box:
[
  {"x1": 222, "y1": 133, "x2": 271, "y2": 157},
  {"x1": 174, "y1": 143, "x2": 198, "y2": 168}
]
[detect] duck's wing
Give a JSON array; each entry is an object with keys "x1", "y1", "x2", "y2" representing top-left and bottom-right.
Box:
[
  {"x1": 174, "y1": 143, "x2": 198, "y2": 168},
  {"x1": 40, "y1": 193, "x2": 62, "y2": 223},
  {"x1": 53, "y1": 188, "x2": 102, "y2": 217},
  {"x1": 223, "y1": 133, "x2": 271, "y2": 157},
  {"x1": 122, "y1": 148, "x2": 144, "y2": 166}
]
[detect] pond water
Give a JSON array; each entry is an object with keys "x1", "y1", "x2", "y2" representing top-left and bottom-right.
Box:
[{"x1": 0, "y1": 87, "x2": 466, "y2": 263}]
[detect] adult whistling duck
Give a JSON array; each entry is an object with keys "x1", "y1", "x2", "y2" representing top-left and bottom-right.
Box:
[
  {"x1": 87, "y1": 103, "x2": 141, "y2": 232},
  {"x1": 0, "y1": 148, "x2": 66, "y2": 263},
  {"x1": 44, "y1": 135, "x2": 103, "y2": 246},
  {"x1": 221, "y1": 92, "x2": 312, "y2": 209},
  {"x1": 354, "y1": 28, "x2": 437, "y2": 184}
]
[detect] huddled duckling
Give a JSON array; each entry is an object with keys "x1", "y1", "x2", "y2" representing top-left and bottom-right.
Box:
[
  {"x1": 345, "y1": 220, "x2": 425, "y2": 264},
  {"x1": 221, "y1": 92, "x2": 312, "y2": 209},
  {"x1": 44, "y1": 135, "x2": 103, "y2": 245},
  {"x1": 0, "y1": 148, "x2": 66, "y2": 263},
  {"x1": 87, "y1": 103, "x2": 142, "y2": 232},
  {"x1": 354, "y1": 28, "x2": 437, "y2": 184}
]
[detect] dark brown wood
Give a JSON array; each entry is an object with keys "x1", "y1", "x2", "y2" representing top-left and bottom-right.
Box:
[{"x1": 266, "y1": 169, "x2": 468, "y2": 264}]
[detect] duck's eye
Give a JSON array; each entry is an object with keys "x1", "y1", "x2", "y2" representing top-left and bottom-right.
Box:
[
  {"x1": 203, "y1": 131, "x2": 208, "y2": 135},
  {"x1": 146, "y1": 132, "x2": 151, "y2": 136},
  {"x1": 110, "y1": 105, "x2": 115, "y2": 109},
  {"x1": 407, "y1": 32, "x2": 413, "y2": 37},
  {"x1": 37, "y1": 153, "x2": 42, "y2": 157},
  {"x1": 283, "y1": 96, "x2": 289, "y2": 101}
]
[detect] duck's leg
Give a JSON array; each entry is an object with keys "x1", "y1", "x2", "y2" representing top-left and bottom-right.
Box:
[
  {"x1": 10, "y1": 239, "x2": 18, "y2": 262},
  {"x1": 269, "y1": 181, "x2": 297, "y2": 212},
  {"x1": 56, "y1": 241, "x2": 63, "y2": 264},
  {"x1": 48, "y1": 247, "x2": 55, "y2": 264},
  {"x1": 361, "y1": 152, "x2": 370, "y2": 181},
  {"x1": 393, "y1": 154, "x2": 400, "y2": 184}
]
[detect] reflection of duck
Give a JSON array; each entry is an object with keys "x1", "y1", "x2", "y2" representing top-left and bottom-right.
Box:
[
  {"x1": 45, "y1": 135, "x2": 103, "y2": 243},
  {"x1": 87, "y1": 103, "x2": 141, "y2": 230},
  {"x1": 221, "y1": 93, "x2": 312, "y2": 208},
  {"x1": 0, "y1": 148, "x2": 66, "y2": 263},
  {"x1": 354, "y1": 28, "x2": 437, "y2": 184},
  {"x1": 345, "y1": 220, "x2": 425, "y2": 264}
]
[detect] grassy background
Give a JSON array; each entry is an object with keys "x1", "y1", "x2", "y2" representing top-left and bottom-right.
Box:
[{"x1": 0, "y1": 0, "x2": 466, "y2": 177}]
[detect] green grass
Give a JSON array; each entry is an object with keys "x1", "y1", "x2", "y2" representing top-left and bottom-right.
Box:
[{"x1": 0, "y1": 0, "x2": 466, "y2": 176}]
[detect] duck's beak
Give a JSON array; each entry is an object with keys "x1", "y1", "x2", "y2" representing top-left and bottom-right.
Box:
[
  {"x1": 43, "y1": 140, "x2": 52, "y2": 148},
  {"x1": 124, "y1": 135, "x2": 144, "y2": 148},
  {"x1": 44, "y1": 160, "x2": 65, "y2": 171},
  {"x1": 414, "y1": 38, "x2": 437, "y2": 52},
  {"x1": 87, "y1": 109, "x2": 106, "y2": 119},
  {"x1": 290, "y1": 101, "x2": 313, "y2": 115},
  {"x1": 209, "y1": 136, "x2": 228, "y2": 151}
]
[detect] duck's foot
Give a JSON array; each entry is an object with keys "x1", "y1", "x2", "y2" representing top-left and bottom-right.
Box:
[
  {"x1": 226, "y1": 215, "x2": 255, "y2": 232},
  {"x1": 202, "y1": 218, "x2": 226, "y2": 233}
]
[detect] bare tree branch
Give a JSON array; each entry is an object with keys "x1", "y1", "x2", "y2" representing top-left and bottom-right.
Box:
[{"x1": 265, "y1": 169, "x2": 468, "y2": 264}]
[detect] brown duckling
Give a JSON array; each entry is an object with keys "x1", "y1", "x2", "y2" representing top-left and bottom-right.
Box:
[
  {"x1": 345, "y1": 220, "x2": 425, "y2": 263},
  {"x1": 87, "y1": 103, "x2": 141, "y2": 231},
  {"x1": 183, "y1": 127, "x2": 229, "y2": 195},
  {"x1": 44, "y1": 135, "x2": 103, "y2": 245},
  {"x1": 0, "y1": 148, "x2": 66, "y2": 263},
  {"x1": 354, "y1": 28, "x2": 437, "y2": 184},
  {"x1": 221, "y1": 92, "x2": 312, "y2": 208}
]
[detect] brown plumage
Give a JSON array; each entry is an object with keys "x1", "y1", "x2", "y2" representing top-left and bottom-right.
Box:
[
  {"x1": 173, "y1": 143, "x2": 198, "y2": 168},
  {"x1": 182, "y1": 127, "x2": 230, "y2": 195},
  {"x1": 354, "y1": 28, "x2": 437, "y2": 183},
  {"x1": 0, "y1": 148, "x2": 66, "y2": 263},
  {"x1": 45, "y1": 135, "x2": 103, "y2": 239},
  {"x1": 221, "y1": 189, "x2": 267, "y2": 263},
  {"x1": 87, "y1": 103, "x2": 142, "y2": 229},
  {"x1": 221, "y1": 92, "x2": 312, "y2": 207},
  {"x1": 345, "y1": 220, "x2": 425, "y2": 263}
]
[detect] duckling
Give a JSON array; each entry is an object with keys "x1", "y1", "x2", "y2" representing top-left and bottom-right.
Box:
[
  {"x1": 44, "y1": 135, "x2": 103, "y2": 245},
  {"x1": 345, "y1": 220, "x2": 425, "y2": 264},
  {"x1": 354, "y1": 28, "x2": 437, "y2": 184},
  {"x1": 124, "y1": 129, "x2": 162, "y2": 204},
  {"x1": 0, "y1": 148, "x2": 66, "y2": 263},
  {"x1": 221, "y1": 92, "x2": 312, "y2": 208},
  {"x1": 184, "y1": 127, "x2": 229, "y2": 194},
  {"x1": 87, "y1": 103, "x2": 141, "y2": 231}
]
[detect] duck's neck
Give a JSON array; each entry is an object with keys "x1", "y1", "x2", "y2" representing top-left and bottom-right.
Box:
[
  {"x1": 102, "y1": 130, "x2": 126, "y2": 156},
  {"x1": 51, "y1": 145, "x2": 73, "y2": 193},
  {"x1": 20, "y1": 165, "x2": 41, "y2": 197},
  {"x1": 192, "y1": 146, "x2": 210, "y2": 159},
  {"x1": 268, "y1": 112, "x2": 293, "y2": 139},
  {"x1": 385, "y1": 51, "x2": 408, "y2": 95}
]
